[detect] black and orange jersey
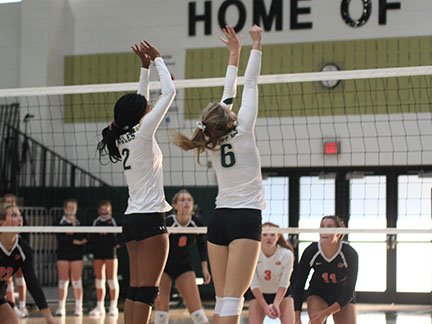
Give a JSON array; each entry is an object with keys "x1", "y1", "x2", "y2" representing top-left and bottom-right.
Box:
[
  {"x1": 293, "y1": 241, "x2": 358, "y2": 310},
  {"x1": 165, "y1": 214, "x2": 207, "y2": 268},
  {"x1": 0, "y1": 236, "x2": 48, "y2": 310}
]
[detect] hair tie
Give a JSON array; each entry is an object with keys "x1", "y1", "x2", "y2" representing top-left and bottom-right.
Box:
[
  {"x1": 196, "y1": 121, "x2": 206, "y2": 131},
  {"x1": 111, "y1": 120, "x2": 129, "y2": 131}
]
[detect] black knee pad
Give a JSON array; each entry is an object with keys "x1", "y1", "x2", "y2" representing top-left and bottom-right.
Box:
[
  {"x1": 127, "y1": 286, "x2": 138, "y2": 301},
  {"x1": 135, "y1": 286, "x2": 159, "y2": 306}
]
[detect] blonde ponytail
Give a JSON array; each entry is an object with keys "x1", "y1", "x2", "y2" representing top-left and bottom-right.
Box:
[{"x1": 171, "y1": 102, "x2": 233, "y2": 163}]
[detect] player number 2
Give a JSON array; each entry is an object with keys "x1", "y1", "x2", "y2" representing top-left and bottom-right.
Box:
[
  {"x1": 322, "y1": 272, "x2": 337, "y2": 284},
  {"x1": 221, "y1": 144, "x2": 236, "y2": 168},
  {"x1": 122, "y1": 148, "x2": 131, "y2": 170}
]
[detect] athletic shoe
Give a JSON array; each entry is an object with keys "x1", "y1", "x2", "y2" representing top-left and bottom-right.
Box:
[
  {"x1": 108, "y1": 306, "x2": 118, "y2": 316},
  {"x1": 14, "y1": 306, "x2": 26, "y2": 318},
  {"x1": 20, "y1": 307, "x2": 29, "y2": 317},
  {"x1": 73, "y1": 308, "x2": 83, "y2": 317},
  {"x1": 55, "y1": 307, "x2": 66, "y2": 316},
  {"x1": 89, "y1": 306, "x2": 106, "y2": 317}
]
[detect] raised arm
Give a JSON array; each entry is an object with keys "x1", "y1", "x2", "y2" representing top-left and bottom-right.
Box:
[
  {"x1": 237, "y1": 25, "x2": 262, "y2": 133},
  {"x1": 131, "y1": 42, "x2": 152, "y2": 99},
  {"x1": 219, "y1": 26, "x2": 241, "y2": 109},
  {"x1": 137, "y1": 41, "x2": 176, "y2": 138}
]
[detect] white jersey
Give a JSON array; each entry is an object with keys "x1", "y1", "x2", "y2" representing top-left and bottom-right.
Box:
[
  {"x1": 211, "y1": 50, "x2": 266, "y2": 210},
  {"x1": 250, "y1": 245, "x2": 294, "y2": 294},
  {"x1": 118, "y1": 57, "x2": 176, "y2": 214}
]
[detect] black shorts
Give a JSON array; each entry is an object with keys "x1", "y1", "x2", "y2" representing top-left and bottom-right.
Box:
[
  {"x1": 93, "y1": 248, "x2": 117, "y2": 260},
  {"x1": 307, "y1": 287, "x2": 356, "y2": 306},
  {"x1": 122, "y1": 213, "x2": 167, "y2": 242},
  {"x1": 207, "y1": 208, "x2": 262, "y2": 245},
  {"x1": 0, "y1": 294, "x2": 6, "y2": 306},
  {"x1": 164, "y1": 262, "x2": 193, "y2": 280},
  {"x1": 245, "y1": 287, "x2": 292, "y2": 303},
  {"x1": 57, "y1": 250, "x2": 84, "y2": 262}
]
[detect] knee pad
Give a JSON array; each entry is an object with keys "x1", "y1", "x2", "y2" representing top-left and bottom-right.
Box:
[
  {"x1": 127, "y1": 286, "x2": 138, "y2": 301},
  {"x1": 214, "y1": 296, "x2": 223, "y2": 315},
  {"x1": 135, "y1": 286, "x2": 159, "y2": 306},
  {"x1": 108, "y1": 279, "x2": 119, "y2": 290},
  {"x1": 15, "y1": 277, "x2": 25, "y2": 287},
  {"x1": 72, "y1": 280, "x2": 82, "y2": 289},
  {"x1": 220, "y1": 297, "x2": 244, "y2": 317},
  {"x1": 58, "y1": 280, "x2": 69, "y2": 289},
  {"x1": 154, "y1": 310, "x2": 169, "y2": 324},
  {"x1": 95, "y1": 279, "x2": 105, "y2": 289},
  {"x1": 191, "y1": 309, "x2": 208, "y2": 324}
]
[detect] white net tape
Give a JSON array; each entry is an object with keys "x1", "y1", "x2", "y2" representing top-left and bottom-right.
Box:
[
  {"x1": 1, "y1": 226, "x2": 431, "y2": 234},
  {"x1": 1, "y1": 65, "x2": 432, "y2": 97}
]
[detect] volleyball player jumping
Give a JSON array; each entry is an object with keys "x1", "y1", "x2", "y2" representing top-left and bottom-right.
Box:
[
  {"x1": 97, "y1": 40, "x2": 176, "y2": 324},
  {"x1": 172, "y1": 25, "x2": 265, "y2": 324}
]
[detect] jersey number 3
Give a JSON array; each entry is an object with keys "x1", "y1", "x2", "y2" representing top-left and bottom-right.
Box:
[
  {"x1": 221, "y1": 144, "x2": 236, "y2": 168},
  {"x1": 264, "y1": 270, "x2": 271, "y2": 280}
]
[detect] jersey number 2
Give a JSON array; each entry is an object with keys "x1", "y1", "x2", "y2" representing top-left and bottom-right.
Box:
[
  {"x1": 221, "y1": 144, "x2": 236, "y2": 168},
  {"x1": 122, "y1": 148, "x2": 131, "y2": 170}
]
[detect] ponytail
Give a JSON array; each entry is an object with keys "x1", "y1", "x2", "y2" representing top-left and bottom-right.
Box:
[
  {"x1": 97, "y1": 93, "x2": 147, "y2": 164},
  {"x1": 171, "y1": 102, "x2": 233, "y2": 164},
  {"x1": 97, "y1": 124, "x2": 125, "y2": 163}
]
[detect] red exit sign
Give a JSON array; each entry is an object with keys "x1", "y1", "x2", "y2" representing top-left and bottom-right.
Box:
[{"x1": 324, "y1": 142, "x2": 339, "y2": 154}]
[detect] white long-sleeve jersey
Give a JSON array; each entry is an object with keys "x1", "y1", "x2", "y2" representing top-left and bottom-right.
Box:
[
  {"x1": 210, "y1": 49, "x2": 266, "y2": 210},
  {"x1": 117, "y1": 57, "x2": 176, "y2": 214},
  {"x1": 250, "y1": 245, "x2": 294, "y2": 294}
]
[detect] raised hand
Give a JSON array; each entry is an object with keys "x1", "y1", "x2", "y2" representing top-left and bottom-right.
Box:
[
  {"x1": 131, "y1": 42, "x2": 152, "y2": 68},
  {"x1": 219, "y1": 25, "x2": 242, "y2": 55},
  {"x1": 139, "y1": 40, "x2": 161, "y2": 61},
  {"x1": 248, "y1": 24, "x2": 263, "y2": 51}
]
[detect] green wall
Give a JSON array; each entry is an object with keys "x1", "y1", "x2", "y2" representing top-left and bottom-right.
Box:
[{"x1": 64, "y1": 36, "x2": 432, "y2": 122}]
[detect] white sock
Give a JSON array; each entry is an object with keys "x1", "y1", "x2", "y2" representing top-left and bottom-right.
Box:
[
  {"x1": 97, "y1": 301, "x2": 104, "y2": 309},
  {"x1": 110, "y1": 300, "x2": 117, "y2": 308},
  {"x1": 58, "y1": 300, "x2": 65, "y2": 309},
  {"x1": 75, "y1": 299, "x2": 82, "y2": 310},
  {"x1": 19, "y1": 301, "x2": 26, "y2": 309}
]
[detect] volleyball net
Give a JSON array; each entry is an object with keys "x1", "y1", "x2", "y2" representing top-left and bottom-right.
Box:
[{"x1": 1, "y1": 66, "x2": 432, "y2": 296}]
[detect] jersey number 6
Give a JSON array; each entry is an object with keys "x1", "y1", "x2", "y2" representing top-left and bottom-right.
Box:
[{"x1": 221, "y1": 144, "x2": 236, "y2": 168}]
